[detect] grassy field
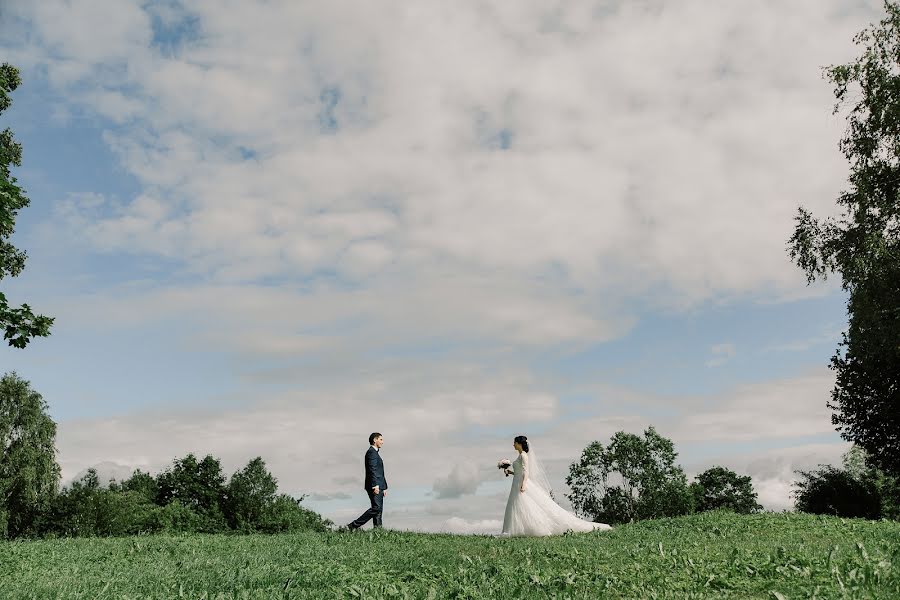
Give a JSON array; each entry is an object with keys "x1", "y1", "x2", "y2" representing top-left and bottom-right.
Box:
[{"x1": 1, "y1": 511, "x2": 899, "y2": 599}]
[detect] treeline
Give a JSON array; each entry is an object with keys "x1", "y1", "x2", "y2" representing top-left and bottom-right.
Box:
[
  {"x1": 565, "y1": 426, "x2": 899, "y2": 525},
  {"x1": 1, "y1": 372, "x2": 331, "y2": 539},
  {"x1": 565, "y1": 426, "x2": 762, "y2": 525},
  {"x1": 792, "y1": 445, "x2": 900, "y2": 521}
]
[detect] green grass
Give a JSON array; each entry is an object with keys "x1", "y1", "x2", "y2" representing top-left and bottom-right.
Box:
[{"x1": 1, "y1": 512, "x2": 899, "y2": 599}]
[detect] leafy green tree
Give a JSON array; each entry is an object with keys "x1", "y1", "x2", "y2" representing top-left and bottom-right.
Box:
[
  {"x1": 148, "y1": 500, "x2": 208, "y2": 533},
  {"x1": 40, "y1": 453, "x2": 337, "y2": 537},
  {"x1": 792, "y1": 446, "x2": 898, "y2": 521},
  {"x1": 566, "y1": 426, "x2": 694, "y2": 524},
  {"x1": 0, "y1": 63, "x2": 53, "y2": 348},
  {"x1": 156, "y1": 453, "x2": 227, "y2": 532},
  {"x1": 260, "y1": 494, "x2": 333, "y2": 534},
  {"x1": 879, "y1": 471, "x2": 900, "y2": 520},
  {"x1": 788, "y1": 1, "x2": 900, "y2": 476},
  {"x1": 565, "y1": 439, "x2": 607, "y2": 520},
  {"x1": 0, "y1": 372, "x2": 60, "y2": 538},
  {"x1": 793, "y1": 465, "x2": 882, "y2": 519},
  {"x1": 47, "y1": 468, "x2": 102, "y2": 537},
  {"x1": 48, "y1": 469, "x2": 163, "y2": 537},
  {"x1": 120, "y1": 469, "x2": 158, "y2": 504},
  {"x1": 841, "y1": 444, "x2": 870, "y2": 480},
  {"x1": 840, "y1": 445, "x2": 899, "y2": 520},
  {"x1": 225, "y1": 457, "x2": 278, "y2": 531},
  {"x1": 690, "y1": 466, "x2": 763, "y2": 514}
]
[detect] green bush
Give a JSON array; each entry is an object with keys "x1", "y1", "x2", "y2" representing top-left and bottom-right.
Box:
[
  {"x1": 93, "y1": 491, "x2": 163, "y2": 536},
  {"x1": 793, "y1": 465, "x2": 882, "y2": 519},
  {"x1": 690, "y1": 466, "x2": 763, "y2": 514},
  {"x1": 148, "y1": 501, "x2": 210, "y2": 534},
  {"x1": 640, "y1": 478, "x2": 696, "y2": 520},
  {"x1": 259, "y1": 494, "x2": 333, "y2": 533},
  {"x1": 878, "y1": 473, "x2": 900, "y2": 520},
  {"x1": 224, "y1": 457, "x2": 278, "y2": 532}
]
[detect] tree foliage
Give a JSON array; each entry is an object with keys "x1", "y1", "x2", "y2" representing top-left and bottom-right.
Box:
[
  {"x1": 793, "y1": 445, "x2": 899, "y2": 520},
  {"x1": 0, "y1": 63, "x2": 53, "y2": 348},
  {"x1": 0, "y1": 372, "x2": 60, "y2": 538},
  {"x1": 41, "y1": 456, "x2": 333, "y2": 538},
  {"x1": 225, "y1": 456, "x2": 278, "y2": 531},
  {"x1": 48, "y1": 469, "x2": 162, "y2": 537},
  {"x1": 788, "y1": 1, "x2": 900, "y2": 475},
  {"x1": 566, "y1": 426, "x2": 694, "y2": 524},
  {"x1": 793, "y1": 465, "x2": 882, "y2": 519},
  {"x1": 156, "y1": 453, "x2": 228, "y2": 532},
  {"x1": 690, "y1": 466, "x2": 762, "y2": 515},
  {"x1": 119, "y1": 468, "x2": 158, "y2": 504},
  {"x1": 0, "y1": 372, "x2": 332, "y2": 538}
]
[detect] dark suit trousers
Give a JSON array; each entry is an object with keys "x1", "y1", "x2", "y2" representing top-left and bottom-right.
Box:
[{"x1": 350, "y1": 488, "x2": 384, "y2": 529}]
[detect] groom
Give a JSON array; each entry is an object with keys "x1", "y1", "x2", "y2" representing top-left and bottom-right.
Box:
[{"x1": 347, "y1": 432, "x2": 388, "y2": 530}]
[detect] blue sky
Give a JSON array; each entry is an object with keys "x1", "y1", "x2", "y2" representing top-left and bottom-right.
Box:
[{"x1": 0, "y1": 0, "x2": 879, "y2": 533}]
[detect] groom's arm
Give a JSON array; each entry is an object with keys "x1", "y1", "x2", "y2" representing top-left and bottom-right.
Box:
[
  {"x1": 366, "y1": 449, "x2": 380, "y2": 490},
  {"x1": 379, "y1": 459, "x2": 388, "y2": 493}
]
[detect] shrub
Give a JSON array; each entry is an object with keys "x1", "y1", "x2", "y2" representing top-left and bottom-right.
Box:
[
  {"x1": 793, "y1": 465, "x2": 881, "y2": 519},
  {"x1": 259, "y1": 495, "x2": 333, "y2": 533},
  {"x1": 690, "y1": 466, "x2": 762, "y2": 514}
]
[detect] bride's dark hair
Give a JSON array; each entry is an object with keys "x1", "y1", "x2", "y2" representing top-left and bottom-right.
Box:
[{"x1": 514, "y1": 435, "x2": 529, "y2": 453}]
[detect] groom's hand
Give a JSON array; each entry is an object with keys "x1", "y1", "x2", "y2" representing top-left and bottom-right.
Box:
[
  {"x1": 383, "y1": 490, "x2": 388, "y2": 497},
  {"x1": 373, "y1": 485, "x2": 380, "y2": 495}
]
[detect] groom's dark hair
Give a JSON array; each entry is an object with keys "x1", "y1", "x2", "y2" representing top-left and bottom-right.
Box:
[{"x1": 369, "y1": 432, "x2": 382, "y2": 445}]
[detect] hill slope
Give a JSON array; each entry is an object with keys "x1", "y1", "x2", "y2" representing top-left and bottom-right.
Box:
[{"x1": 1, "y1": 511, "x2": 899, "y2": 598}]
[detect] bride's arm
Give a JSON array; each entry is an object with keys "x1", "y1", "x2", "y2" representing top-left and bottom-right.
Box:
[{"x1": 520, "y1": 453, "x2": 529, "y2": 492}]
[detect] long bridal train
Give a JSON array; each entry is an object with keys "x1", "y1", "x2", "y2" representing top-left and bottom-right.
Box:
[{"x1": 501, "y1": 440, "x2": 611, "y2": 537}]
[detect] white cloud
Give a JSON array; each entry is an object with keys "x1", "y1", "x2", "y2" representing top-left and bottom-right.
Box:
[
  {"x1": 53, "y1": 366, "x2": 842, "y2": 529},
  {"x1": 6, "y1": 0, "x2": 878, "y2": 311},
  {"x1": 68, "y1": 461, "x2": 140, "y2": 488},
  {"x1": 433, "y1": 463, "x2": 483, "y2": 499},
  {"x1": 766, "y1": 326, "x2": 845, "y2": 353},
  {"x1": 674, "y1": 370, "x2": 835, "y2": 442},
  {"x1": 1, "y1": 0, "x2": 875, "y2": 532}
]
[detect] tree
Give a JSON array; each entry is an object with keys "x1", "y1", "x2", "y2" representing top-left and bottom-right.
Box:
[
  {"x1": 120, "y1": 469, "x2": 158, "y2": 504},
  {"x1": 155, "y1": 453, "x2": 227, "y2": 532},
  {"x1": 224, "y1": 457, "x2": 278, "y2": 531},
  {"x1": 690, "y1": 466, "x2": 762, "y2": 514},
  {"x1": 47, "y1": 468, "x2": 162, "y2": 537},
  {"x1": 566, "y1": 426, "x2": 694, "y2": 524},
  {"x1": 792, "y1": 445, "x2": 899, "y2": 521},
  {"x1": 47, "y1": 468, "x2": 102, "y2": 537},
  {"x1": 0, "y1": 372, "x2": 60, "y2": 538},
  {"x1": 261, "y1": 494, "x2": 333, "y2": 533},
  {"x1": 793, "y1": 465, "x2": 882, "y2": 519},
  {"x1": 0, "y1": 63, "x2": 54, "y2": 348},
  {"x1": 788, "y1": 1, "x2": 900, "y2": 475},
  {"x1": 843, "y1": 445, "x2": 900, "y2": 520}
]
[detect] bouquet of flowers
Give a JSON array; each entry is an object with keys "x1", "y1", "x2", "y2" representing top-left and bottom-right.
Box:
[{"x1": 497, "y1": 459, "x2": 512, "y2": 476}]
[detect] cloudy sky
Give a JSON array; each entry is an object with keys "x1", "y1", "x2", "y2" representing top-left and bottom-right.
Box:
[{"x1": 0, "y1": 0, "x2": 878, "y2": 533}]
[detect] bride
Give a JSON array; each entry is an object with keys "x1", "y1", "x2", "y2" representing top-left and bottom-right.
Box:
[{"x1": 501, "y1": 435, "x2": 612, "y2": 536}]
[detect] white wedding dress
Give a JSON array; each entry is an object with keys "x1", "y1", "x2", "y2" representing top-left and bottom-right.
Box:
[{"x1": 501, "y1": 451, "x2": 611, "y2": 536}]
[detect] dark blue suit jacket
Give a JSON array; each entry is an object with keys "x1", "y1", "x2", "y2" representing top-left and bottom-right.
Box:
[{"x1": 364, "y1": 446, "x2": 388, "y2": 491}]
